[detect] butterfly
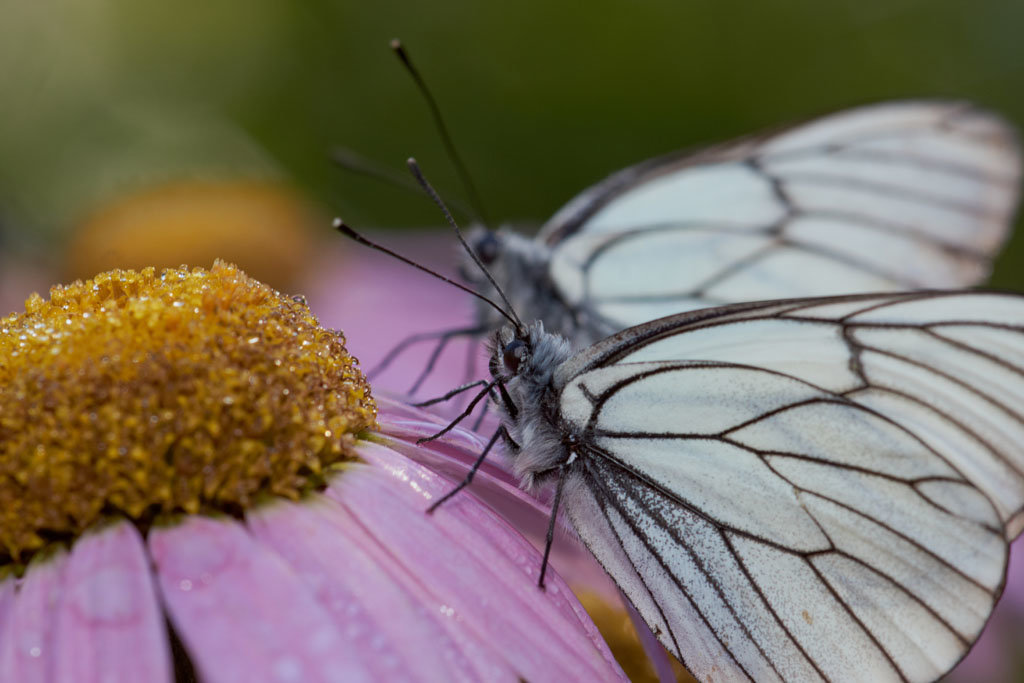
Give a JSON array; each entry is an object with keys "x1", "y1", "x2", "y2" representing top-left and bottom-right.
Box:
[
  {"x1": 477, "y1": 289, "x2": 1024, "y2": 682},
  {"x1": 340, "y1": 96, "x2": 1024, "y2": 681},
  {"x1": 461, "y1": 100, "x2": 1020, "y2": 349}
]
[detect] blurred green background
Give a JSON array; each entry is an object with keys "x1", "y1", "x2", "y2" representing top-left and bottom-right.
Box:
[{"x1": 1, "y1": 0, "x2": 1023, "y2": 293}]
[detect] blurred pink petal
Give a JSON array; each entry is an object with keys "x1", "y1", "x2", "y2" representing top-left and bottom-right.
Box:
[
  {"x1": 1004, "y1": 538, "x2": 1024, "y2": 612},
  {"x1": 341, "y1": 441, "x2": 624, "y2": 681},
  {"x1": 948, "y1": 539, "x2": 1024, "y2": 682},
  {"x1": 0, "y1": 256, "x2": 53, "y2": 319},
  {"x1": 53, "y1": 522, "x2": 171, "y2": 683},
  {"x1": 624, "y1": 596, "x2": 678, "y2": 683},
  {"x1": 150, "y1": 515, "x2": 371, "y2": 683},
  {"x1": 306, "y1": 233, "x2": 478, "y2": 401},
  {"x1": 0, "y1": 550, "x2": 66, "y2": 682}
]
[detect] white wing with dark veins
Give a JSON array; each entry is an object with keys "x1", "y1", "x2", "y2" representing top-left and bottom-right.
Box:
[
  {"x1": 540, "y1": 102, "x2": 1020, "y2": 334},
  {"x1": 557, "y1": 291, "x2": 1024, "y2": 682}
]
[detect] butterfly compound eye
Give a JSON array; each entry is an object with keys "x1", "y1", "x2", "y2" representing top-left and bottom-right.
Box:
[
  {"x1": 502, "y1": 339, "x2": 528, "y2": 375},
  {"x1": 475, "y1": 232, "x2": 501, "y2": 265}
]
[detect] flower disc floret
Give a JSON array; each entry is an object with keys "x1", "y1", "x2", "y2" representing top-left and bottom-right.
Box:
[{"x1": 0, "y1": 261, "x2": 375, "y2": 564}]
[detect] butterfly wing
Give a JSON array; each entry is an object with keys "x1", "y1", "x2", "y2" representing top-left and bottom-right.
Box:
[
  {"x1": 554, "y1": 291, "x2": 1024, "y2": 682},
  {"x1": 537, "y1": 102, "x2": 1021, "y2": 338}
]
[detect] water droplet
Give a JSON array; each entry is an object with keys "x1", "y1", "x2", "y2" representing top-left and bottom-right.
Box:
[{"x1": 178, "y1": 579, "x2": 193, "y2": 591}]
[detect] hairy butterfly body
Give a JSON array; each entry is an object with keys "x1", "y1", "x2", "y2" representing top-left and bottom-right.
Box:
[{"x1": 489, "y1": 290, "x2": 1024, "y2": 682}]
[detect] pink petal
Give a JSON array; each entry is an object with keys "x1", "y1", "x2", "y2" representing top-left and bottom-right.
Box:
[
  {"x1": 624, "y1": 593, "x2": 677, "y2": 683},
  {"x1": 948, "y1": 538, "x2": 1024, "y2": 681},
  {"x1": 247, "y1": 495, "x2": 501, "y2": 681},
  {"x1": 0, "y1": 550, "x2": 67, "y2": 682},
  {"x1": 149, "y1": 515, "x2": 372, "y2": 683},
  {"x1": 52, "y1": 521, "x2": 172, "y2": 683},
  {"x1": 334, "y1": 441, "x2": 626, "y2": 681},
  {"x1": 374, "y1": 395, "x2": 457, "y2": 423},
  {"x1": 1003, "y1": 536, "x2": 1024, "y2": 612},
  {"x1": 376, "y1": 399, "x2": 525, "y2": 508},
  {"x1": 378, "y1": 406, "x2": 492, "y2": 461},
  {"x1": 378, "y1": 428, "x2": 530, "y2": 512},
  {"x1": 306, "y1": 232, "x2": 477, "y2": 400}
]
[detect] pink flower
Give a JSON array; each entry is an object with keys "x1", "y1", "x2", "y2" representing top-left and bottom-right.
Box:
[
  {"x1": 0, "y1": 429, "x2": 623, "y2": 682},
  {"x1": 0, "y1": 262, "x2": 625, "y2": 683}
]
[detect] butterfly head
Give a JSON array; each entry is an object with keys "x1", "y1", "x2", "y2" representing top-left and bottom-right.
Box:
[
  {"x1": 472, "y1": 229, "x2": 502, "y2": 266},
  {"x1": 490, "y1": 321, "x2": 572, "y2": 393},
  {"x1": 460, "y1": 227, "x2": 504, "y2": 282}
]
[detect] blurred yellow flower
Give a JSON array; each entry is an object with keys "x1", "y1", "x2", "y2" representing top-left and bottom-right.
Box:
[{"x1": 65, "y1": 180, "x2": 316, "y2": 290}]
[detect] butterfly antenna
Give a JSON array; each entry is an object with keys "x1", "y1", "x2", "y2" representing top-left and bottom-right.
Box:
[
  {"x1": 331, "y1": 147, "x2": 424, "y2": 194},
  {"x1": 391, "y1": 38, "x2": 491, "y2": 227},
  {"x1": 406, "y1": 158, "x2": 525, "y2": 331},
  {"x1": 334, "y1": 218, "x2": 521, "y2": 330},
  {"x1": 331, "y1": 147, "x2": 477, "y2": 220}
]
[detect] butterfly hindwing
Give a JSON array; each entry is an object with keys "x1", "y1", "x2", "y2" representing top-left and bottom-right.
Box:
[{"x1": 548, "y1": 291, "x2": 1024, "y2": 682}]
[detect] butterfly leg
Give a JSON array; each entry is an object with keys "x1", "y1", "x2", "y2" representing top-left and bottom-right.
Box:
[
  {"x1": 409, "y1": 327, "x2": 480, "y2": 395},
  {"x1": 427, "y1": 425, "x2": 510, "y2": 513},
  {"x1": 416, "y1": 378, "x2": 501, "y2": 443},
  {"x1": 497, "y1": 416, "x2": 520, "y2": 453},
  {"x1": 461, "y1": 333, "x2": 480, "y2": 390},
  {"x1": 495, "y1": 381, "x2": 519, "y2": 421},
  {"x1": 471, "y1": 392, "x2": 492, "y2": 431},
  {"x1": 538, "y1": 462, "x2": 569, "y2": 590},
  {"x1": 413, "y1": 379, "x2": 490, "y2": 407},
  {"x1": 366, "y1": 325, "x2": 485, "y2": 383}
]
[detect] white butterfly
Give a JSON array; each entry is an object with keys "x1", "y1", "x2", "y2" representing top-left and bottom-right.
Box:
[
  {"x1": 347, "y1": 98, "x2": 1024, "y2": 680},
  {"x1": 463, "y1": 100, "x2": 1020, "y2": 348},
  {"x1": 480, "y1": 290, "x2": 1024, "y2": 683}
]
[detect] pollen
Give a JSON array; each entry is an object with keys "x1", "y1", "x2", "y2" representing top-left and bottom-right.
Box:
[{"x1": 0, "y1": 261, "x2": 375, "y2": 565}]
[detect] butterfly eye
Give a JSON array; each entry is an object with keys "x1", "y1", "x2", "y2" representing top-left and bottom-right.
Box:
[
  {"x1": 502, "y1": 339, "x2": 528, "y2": 375},
  {"x1": 475, "y1": 232, "x2": 501, "y2": 265}
]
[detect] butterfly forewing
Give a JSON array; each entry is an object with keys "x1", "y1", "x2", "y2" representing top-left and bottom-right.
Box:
[
  {"x1": 534, "y1": 102, "x2": 1020, "y2": 342},
  {"x1": 547, "y1": 291, "x2": 1024, "y2": 682}
]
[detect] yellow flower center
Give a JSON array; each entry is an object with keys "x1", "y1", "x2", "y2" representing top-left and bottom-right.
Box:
[{"x1": 0, "y1": 261, "x2": 375, "y2": 565}]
